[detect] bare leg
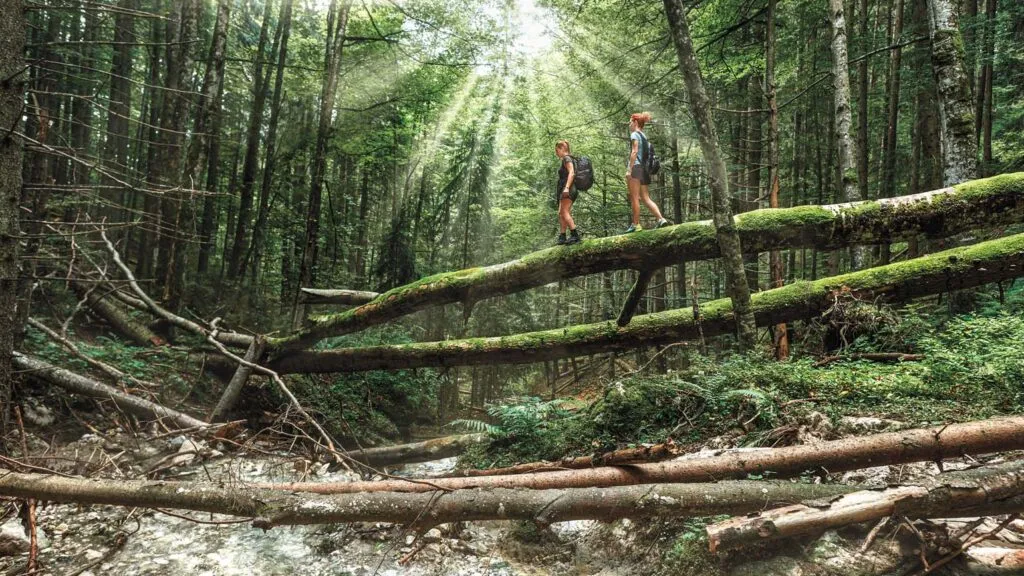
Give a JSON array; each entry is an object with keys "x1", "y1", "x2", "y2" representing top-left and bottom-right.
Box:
[
  {"x1": 627, "y1": 175, "x2": 641, "y2": 225},
  {"x1": 640, "y1": 185, "x2": 665, "y2": 221},
  {"x1": 560, "y1": 197, "x2": 575, "y2": 232}
]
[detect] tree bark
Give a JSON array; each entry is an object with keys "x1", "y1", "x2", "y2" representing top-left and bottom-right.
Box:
[
  {"x1": 978, "y1": 0, "x2": 995, "y2": 175},
  {"x1": 662, "y1": 0, "x2": 757, "y2": 349},
  {"x1": 73, "y1": 282, "x2": 164, "y2": 347},
  {"x1": 616, "y1": 270, "x2": 654, "y2": 327},
  {"x1": 298, "y1": 288, "x2": 379, "y2": 305},
  {"x1": 707, "y1": 459, "x2": 1024, "y2": 552},
  {"x1": 13, "y1": 353, "x2": 211, "y2": 429},
  {"x1": 828, "y1": 0, "x2": 868, "y2": 270},
  {"x1": 226, "y1": 0, "x2": 275, "y2": 281},
  {"x1": 927, "y1": 0, "x2": 978, "y2": 185},
  {"x1": 0, "y1": 472, "x2": 854, "y2": 528},
  {"x1": 248, "y1": 0, "x2": 294, "y2": 288},
  {"x1": 766, "y1": 0, "x2": 788, "y2": 359},
  {"x1": 347, "y1": 434, "x2": 488, "y2": 468},
  {"x1": 293, "y1": 0, "x2": 352, "y2": 324},
  {"x1": 0, "y1": 0, "x2": 25, "y2": 435},
  {"x1": 208, "y1": 336, "x2": 265, "y2": 422},
  {"x1": 262, "y1": 415, "x2": 1024, "y2": 494},
  {"x1": 881, "y1": 0, "x2": 905, "y2": 208},
  {"x1": 269, "y1": 229, "x2": 1024, "y2": 373},
  {"x1": 272, "y1": 174, "x2": 1024, "y2": 352},
  {"x1": 445, "y1": 442, "x2": 684, "y2": 478}
]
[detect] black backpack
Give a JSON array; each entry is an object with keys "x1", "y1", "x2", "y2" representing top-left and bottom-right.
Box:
[
  {"x1": 639, "y1": 133, "x2": 661, "y2": 176},
  {"x1": 573, "y1": 155, "x2": 594, "y2": 191}
]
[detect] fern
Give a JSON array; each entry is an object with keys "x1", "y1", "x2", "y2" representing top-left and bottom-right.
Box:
[{"x1": 446, "y1": 419, "x2": 502, "y2": 435}]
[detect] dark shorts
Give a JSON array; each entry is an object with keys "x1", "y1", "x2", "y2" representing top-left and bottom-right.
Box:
[
  {"x1": 552, "y1": 187, "x2": 578, "y2": 209},
  {"x1": 630, "y1": 164, "x2": 651, "y2": 185}
]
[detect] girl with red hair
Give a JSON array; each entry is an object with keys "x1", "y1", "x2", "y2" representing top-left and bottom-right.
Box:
[{"x1": 624, "y1": 112, "x2": 670, "y2": 233}]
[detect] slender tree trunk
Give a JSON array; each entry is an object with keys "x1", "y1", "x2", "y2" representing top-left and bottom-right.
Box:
[
  {"x1": 662, "y1": 0, "x2": 757, "y2": 350},
  {"x1": 104, "y1": 0, "x2": 134, "y2": 228},
  {"x1": 857, "y1": 0, "x2": 870, "y2": 203},
  {"x1": 227, "y1": 0, "x2": 275, "y2": 280},
  {"x1": 193, "y1": 0, "x2": 231, "y2": 275},
  {"x1": 828, "y1": 0, "x2": 867, "y2": 270},
  {"x1": 294, "y1": 0, "x2": 352, "y2": 325},
  {"x1": 135, "y1": 0, "x2": 164, "y2": 280},
  {"x1": 765, "y1": 0, "x2": 788, "y2": 360},
  {"x1": 979, "y1": 0, "x2": 996, "y2": 175},
  {"x1": 0, "y1": 0, "x2": 25, "y2": 436},
  {"x1": 249, "y1": 0, "x2": 294, "y2": 289},
  {"x1": 880, "y1": 0, "x2": 905, "y2": 264},
  {"x1": 927, "y1": 0, "x2": 978, "y2": 185}
]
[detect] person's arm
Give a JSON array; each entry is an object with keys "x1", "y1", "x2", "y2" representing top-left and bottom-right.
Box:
[
  {"x1": 563, "y1": 159, "x2": 575, "y2": 197},
  {"x1": 627, "y1": 137, "x2": 639, "y2": 177}
]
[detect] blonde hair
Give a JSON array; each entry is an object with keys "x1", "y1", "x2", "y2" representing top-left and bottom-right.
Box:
[
  {"x1": 555, "y1": 139, "x2": 571, "y2": 153},
  {"x1": 630, "y1": 112, "x2": 652, "y2": 129}
]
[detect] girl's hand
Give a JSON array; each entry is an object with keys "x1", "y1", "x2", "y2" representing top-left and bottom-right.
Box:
[{"x1": 562, "y1": 190, "x2": 570, "y2": 199}]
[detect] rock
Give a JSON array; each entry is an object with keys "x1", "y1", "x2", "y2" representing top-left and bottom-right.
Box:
[
  {"x1": 0, "y1": 519, "x2": 29, "y2": 555},
  {"x1": 22, "y1": 400, "x2": 54, "y2": 427},
  {"x1": 84, "y1": 548, "x2": 104, "y2": 561}
]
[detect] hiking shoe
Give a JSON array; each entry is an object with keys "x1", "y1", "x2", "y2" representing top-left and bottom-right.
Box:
[
  {"x1": 566, "y1": 229, "x2": 582, "y2": 245},
  {"x1": 655, "y1": 218, "x2": 672, "y2": 229},
  {"x1": 556, "y1": 233, "x2": 567, "y2": 245},
  {"x1": 624, "y1": 224, "x2": 643, "y2": 234}
]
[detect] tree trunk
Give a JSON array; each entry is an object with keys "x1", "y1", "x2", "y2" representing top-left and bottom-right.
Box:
[
  {"x1": 249, "y1": 0, "x2": 294, "y2": 289},
  {"x1": 662, "y1": 0, "x2": 757, "y2": 350},
  {"x1": 188, "y1": 0, "x2": 230, "y2": 277},
  {"x1": 294, "y1": 0, "x2": 352, "y2": 324},
  {"x1": 208, "y1": 336, "x2": 265, "y2": 422},
  {"x1": 269, "y1": 229, "x2": 1024, "y2": 373},
  {"x1": 273, "y1": 174, "x2": 1024, "y2": 351},
  {"x1": 74, "y1": 283, "x2": 164, "y2": 347},
  {"x1": 0, "y1": 0, "x2": 25, "y2": 435},
  {"x1": 707, "y1": 459, "x2": 1024, "y2": 552},
  {"x1": 445, "y1": 442, "x2": 685, "y2": 478},
  {"x1": 978, "y1": 0, "x2": 996, "y2": 175},
  {"x1": 263, "y1": 415, "x2": 1024, "y2": 494},
  {"x1": 857, "y1": 0, "x2": 871, "y2": 203},
  {"x1": 0, "y1": 472, "x2": 855, "y2": 528},
  {"x1": 227, "y1": 0, "x2": 275, "y2": 281},
  {"x1": 134, "y1": 0, "x2": 164, "y2": 280},
  {"x1": 347, "y1": 434, "x2": 488, "y2": 468},
  {"x1": 828, "y1": 0, "x2": 867, "y2": 270},
  {"x1": 616, "y1": 270, "x2": 654, "y2": 327},
  {"x1": 103, "y1": 0, "x2": 134, "y2": 224},
  {"x1": 298, "y1": 288, "x2": 379, "y2": 305},
  {"x1": 927, "y1": 0, "x2": 978, "y2": 185},
  {"x1": 765, "y1": 0, "x2": 788, "y2": 359},
  {"x1": 13, "y1": 354, "x2": 211, "y2": 429}
]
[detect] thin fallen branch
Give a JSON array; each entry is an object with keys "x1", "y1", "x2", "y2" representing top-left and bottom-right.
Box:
[
  {"x1": 444, "y1": 442, "x2": 684, "y2": 478},
  {"x1": 347, "y1": 434, "x2": 488, "y2": 467}
]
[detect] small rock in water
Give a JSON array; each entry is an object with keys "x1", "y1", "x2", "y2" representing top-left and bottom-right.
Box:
[
  {"x1": 83, "y1": 548, "x2": 104, "y2": 561},
  {"x1": 0, "y1": 518, "x2": 30, "y2": 555}
]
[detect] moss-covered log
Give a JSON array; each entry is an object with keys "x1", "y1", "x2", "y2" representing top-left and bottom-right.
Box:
[
  {"x1": 299, "y1": 288, "x2": 379, "y2": 305},
  {"x1": 272, "y1": 173, "x2": 1024, "y2": 352},
  {"x1": 0, "y1": 471, "x2": 855, "y2": 528},
  {"x1": 269, "y1": 230, "x2": 1024, "y2": 373}
]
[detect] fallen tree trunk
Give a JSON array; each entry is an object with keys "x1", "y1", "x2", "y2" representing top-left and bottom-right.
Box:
[
  {"x1": 73, "y1": 282, "x2": 164, "y2": 347},
  {"x1": 13, "y1": 353, "x2": 212, "y2": 430},
  {"x1": 272, "y1": 173, "x2": 1024, "y2": 351},
  {"x1": 706, "y1": 459, "x2": 1024, "y2": 552},
  {"x1": 299, "y1": 288, "x2": 379, "y2": 305},
  {"x1": 259, "y1": 415, "x2": 1024, "y2": 494},
  {"x1": 208, "y1": 336, "x2": 266, "y2": 422},
  {"x1": 444, "y1": 442, "x2": 683, "y2": 478},
  {"x1": 617, "y1": 269, "x2": 654, "y2": 327},
  {"x1": 269, "y1": 231, "x2": 1024, "y2": 373},
  {"x1": 813, "y1": 352, "x2": 925, "y2": 367},
  {"x1": 347, "y1": 433, "x2": 488, "y2": 467},
  {"x1": 0, "y1": 472, "x2": 855, "y2": 528}
]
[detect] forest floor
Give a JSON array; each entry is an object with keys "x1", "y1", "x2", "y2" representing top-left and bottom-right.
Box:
[{"x1": 7, "y1": 293, "x2": 1024, "y2": 574}]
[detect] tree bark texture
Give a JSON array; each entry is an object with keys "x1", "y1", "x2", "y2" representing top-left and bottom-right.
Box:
[
  {"x1": 261, "y1": 415, "x2": 1024, "y2": 494},
  {"x1": 347, "y1": 434, "x2": 488, "y2": 468},
  {"x1": 13, "y1": 353, "x2": 211, "y2": 429},
  {"x1": 662, "y1": 0, "x2": 757, "y2": 349},
  {"x1": 0, "y1": 0, "x2": 25, "y2": 434},
  {"x1": 444, "y1": 442, "x2": 684, "y2": 478},
  {"x1": 707, "y1": 459, "x2": 1024, "y2": 552},
  {"x1": 74, "y1": 282, "x2": 164, "y2": 347},
  {"x1": 0, "y1": 472, "x2": 855, "y2": 528},
  {"x1": 927, "y1": 0, "x2": 978, "y2": 185},
  {"x1": 208, "y1": 336, "x2": 266, "y2": 422},
  {"x1": 271, "y1": 207, "x2": 1024, "y2": 373},
  {"x1": 298, "y1": 288, "x2": 380, "y2": 306},
  {"x1": 273, "y1": 174, "x2": 1024, "y2": 353}
]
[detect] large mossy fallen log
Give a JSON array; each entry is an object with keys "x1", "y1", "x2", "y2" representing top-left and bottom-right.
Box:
[
  {"x1": 0, "y1": 472, "x2": 855, "y2": 527},
  {"x1": 273, "y1": 173, "x2": 1024, "y2": 351},
  {"x1": 269, "y1": 230, "x2": 1024, "y2": 373},
  {"x1": 260, "y1": 415, "x2": 1024, "y2": 494},
  {"x1": 13, "y1": 353, "x2": 211, "y2": 429}
]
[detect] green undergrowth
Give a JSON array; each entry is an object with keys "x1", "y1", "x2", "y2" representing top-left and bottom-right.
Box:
[{"x1": 459, "y1": 300, "x2": 1024, "y2": 470}]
